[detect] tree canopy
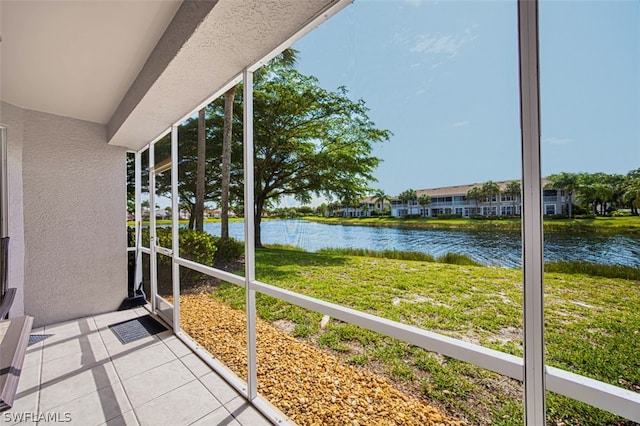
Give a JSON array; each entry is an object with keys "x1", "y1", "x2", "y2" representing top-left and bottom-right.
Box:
[
  {"x1": 152, "y1": 61, "x2": 390, "y2": 246},
  {"x1": 248, "y1": 68, "x2": 390, "y2": 244}
]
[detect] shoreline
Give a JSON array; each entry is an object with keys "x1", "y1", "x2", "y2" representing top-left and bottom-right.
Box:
[{"x1": 300, "y1": 215, "x2": 640, "y2": 235}]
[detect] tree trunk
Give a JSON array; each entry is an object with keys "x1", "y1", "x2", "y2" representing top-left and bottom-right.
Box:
[
  {"x1": 221, "y1": 87, "x2": 236, "y2": 241},
  {"x1": 254, "y1": 197, "x2": 264, "y2": 248},
  {"x1": 568, "y1": 193, "x2": 573, "y2": 218},
  {"x1": 194, "y1": 108, "x2": 206, "y2": 232}
]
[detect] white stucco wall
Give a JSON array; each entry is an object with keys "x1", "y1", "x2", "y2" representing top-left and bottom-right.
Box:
[
  {"x1": 0, "y1": 101, "x2": 26, "y2": 318},
  {"x1": 22, "y1": 109, "x2": 127, "y2": 327}
]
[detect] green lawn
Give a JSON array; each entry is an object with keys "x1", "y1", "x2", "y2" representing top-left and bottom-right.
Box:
[{"x1": 211, "y1": 246, "x2": 640, "y2": 425}]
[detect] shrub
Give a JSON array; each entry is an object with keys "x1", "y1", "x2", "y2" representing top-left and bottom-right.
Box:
[
  {"x1": 611, "y1": 210, "x2": 630, "y2": 217},
  {"x1": 434, "y1": 214, "x2": 463, "y2": 220},
  {"x1": 575, "y1": 213, "x2": 596, "y2": 219},
  {"x1": 437, "y1": 252, "x2": 480, "y2": 266},
  {"x1": 404, "y1": 214, "x2": 422, "y2": 219},
  {"x1": 546, "y1": 214, "x2": 569, "y2": 220},
  {"x1": 127, "y1": 226, "x2": 135, "y2": 247},
  {"x1": 214, "y1": 238, "x2": 244, "y2": 266},
  {"x1": 139, "y1": 228, "x2": 217, "y2": 290},
  {"x1": 470, "y1": 215, "x2": 488, "y2": 220},
  {"x1": 544, "y1": 261, "x2": 640, "y2": 281},
  {"x1": 317, "y1": 247, "x2": 435, "y2": 262}
]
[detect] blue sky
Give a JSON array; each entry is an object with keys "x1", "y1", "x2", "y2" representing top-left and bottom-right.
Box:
[{"x1": 293, "y1": 0, "x2": 640, "y2": 197}]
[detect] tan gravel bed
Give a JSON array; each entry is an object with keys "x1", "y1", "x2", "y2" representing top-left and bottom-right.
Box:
[{"x1": 177, "y1": 294, "x2": 466, "y2": 426}]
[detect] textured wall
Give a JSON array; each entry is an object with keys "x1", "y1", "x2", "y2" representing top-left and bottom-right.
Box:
[
  {"x1": 22, "y1": 109, "x2": 127, "y2": 327},
  {"x1": 0, "y1": 101, "x2": 26, "y2": 318}
]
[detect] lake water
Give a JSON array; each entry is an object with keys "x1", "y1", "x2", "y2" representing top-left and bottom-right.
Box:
[{"x1": 200, "y1": 220, "x2": 640, "y2": 268}]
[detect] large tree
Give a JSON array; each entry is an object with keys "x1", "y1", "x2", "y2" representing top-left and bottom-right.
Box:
[
  {"x1": 247, "y1": 68, "x2": 390, "y2": 246},
  {"x1": 156, "y1": 59, "x2": 389, "y2": 246}
]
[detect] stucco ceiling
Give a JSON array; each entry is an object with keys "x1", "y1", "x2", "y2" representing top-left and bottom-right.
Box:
[
  {"x1": 0, "y1": 0, "x2": 182, "y2": 125},
  {"x1": 0, "y1": 0, "x2": 347, "y2": 150}
]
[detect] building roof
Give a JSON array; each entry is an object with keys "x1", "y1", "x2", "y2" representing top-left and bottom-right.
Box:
[
  {"x1": 390, "y1": 179, "x2": 553, "y2": 200},
  {"x1": 416, "y1": 180, "x2": 513, "y2": 198}
]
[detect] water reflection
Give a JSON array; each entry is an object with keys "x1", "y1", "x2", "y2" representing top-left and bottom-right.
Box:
[{"x1": 197, "y1": 220, "x2": 639, "y2": 268}]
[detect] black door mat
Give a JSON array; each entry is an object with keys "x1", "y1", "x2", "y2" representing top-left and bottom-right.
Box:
[
  {"x1": 28, "y1": 334, "x2": 53, "y2": 346},
  {"x1": 108, "y1": 315, "x2": 168, "y2": 344}
]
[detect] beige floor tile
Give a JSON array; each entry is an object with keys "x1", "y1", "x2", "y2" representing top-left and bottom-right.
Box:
[
  {"x1": 39, "y1": 362, "x2": 119, "y2": 411},
  {"x1": 41, "y1": 382, "x2": 131, "y2": 426},
  {"x1": 224, "y1": 397, "x2": 272, "y2": 426},
  {"x1": 160, "y1": 335, "x2": 192, "y2": 358},
  {"x1": 41, "y1": 331, "x2": 105, "y2": 364},
  {"x1": 111, "y1": 341, "x2": 176, "y2": 381},
  {"x1": 120, "y1": 359, "x2": 194, "y2": 408},
  {"x1": 189, "y1": 406, "x2": 241, "y2": 426},
  {"x1": 199, "y1": 372, "x2": 242, "y2": 405},
  {"x1": 134, "y1": 380, "x2": 221, "y2": 426},
  {"x1": 179, "y1": 353, "x2": 212, "y2": 378},
  {"x1": 101, "y1": 410, "x2": 139, "y2": 426},
  {"x1": 44, "y1": 318, "x2": 97, "y2": 341}
]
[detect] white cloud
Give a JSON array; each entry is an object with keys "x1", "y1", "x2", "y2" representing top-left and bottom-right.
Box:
[
  {"x1": 415, "y1": 89, "x2": 426, "y2": 95},
  {"x1": 543, "y1": 137, "x2": 574, "y2": 145},
  {"x1": 451, "y1": 121, "x2": 470, "y2": 128},
  {"x1": 410, "y1": 30, "x2": 477, "y2": 56}
]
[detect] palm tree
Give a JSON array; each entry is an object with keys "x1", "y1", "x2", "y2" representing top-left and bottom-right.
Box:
[
  {"x1": 482, "y1": 181, "x2": 500, "y2": 216},
  {"x1": 372, "y1": 190, "x2": 390, "y2": 216},
  {"x1": 504, "y1": 180, "x2": 521, "y2": 216},
  {"x1": 220, "y1": 89, "x2": 234, "y2": 240},
  {"x1": 194, "y1": 107, "x2": 206, "y2": 232},
  {"x1": 417, "y1": 194, "x2": 431, "y2": 217},
  {"x1": 466, "y1": 186, "x2": 483, "y2": 215},
  {"x1": 398, "y1": 189, "x2": 417, "y2": 217},
  {"x1": 623, "y1": 168, "x2": 640, "y2": 215},
  {"x1": 546, "y1": 172, "x2": 578, "y2": 218},
  {"x1": 361, "y1": 202, "x2": 370, "y2": 217},
  {"x1": 594, "y1": 182, "x2": 615, "y2": 215}
]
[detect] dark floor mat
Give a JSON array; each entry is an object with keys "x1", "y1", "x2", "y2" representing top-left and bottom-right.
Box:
[
  {"x1": 28, "y1": 334, "x2": 53, "y2": 346},
  {"x1": 108, "y1": 315, "x2": 168, "y2": 344}
]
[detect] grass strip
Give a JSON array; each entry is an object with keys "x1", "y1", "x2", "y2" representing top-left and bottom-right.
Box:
[{"x1": 211, "y1": 247, "x2": 640, "y2": 425}]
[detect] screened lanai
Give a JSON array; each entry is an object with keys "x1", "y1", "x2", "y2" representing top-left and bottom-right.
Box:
[
  {"x1": 126, "y1": 1, "x2": 639, "y2": 425},
  {"x1": 1, "y1": 0, "x2": 639, "y2": 424}
]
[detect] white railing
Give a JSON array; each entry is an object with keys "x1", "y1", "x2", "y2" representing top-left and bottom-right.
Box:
[{"x1": 171, "y1": 258, "x2": 640, "y2": 423}]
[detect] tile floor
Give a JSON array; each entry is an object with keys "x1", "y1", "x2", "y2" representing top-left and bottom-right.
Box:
[{"x1": 2, "y1": 307, "x2": 272, "y2": 426}]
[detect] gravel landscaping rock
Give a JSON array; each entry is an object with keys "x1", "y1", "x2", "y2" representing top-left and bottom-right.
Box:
[{"x1": 178, "y1": 294, "x2": 466, "y2": 426}]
